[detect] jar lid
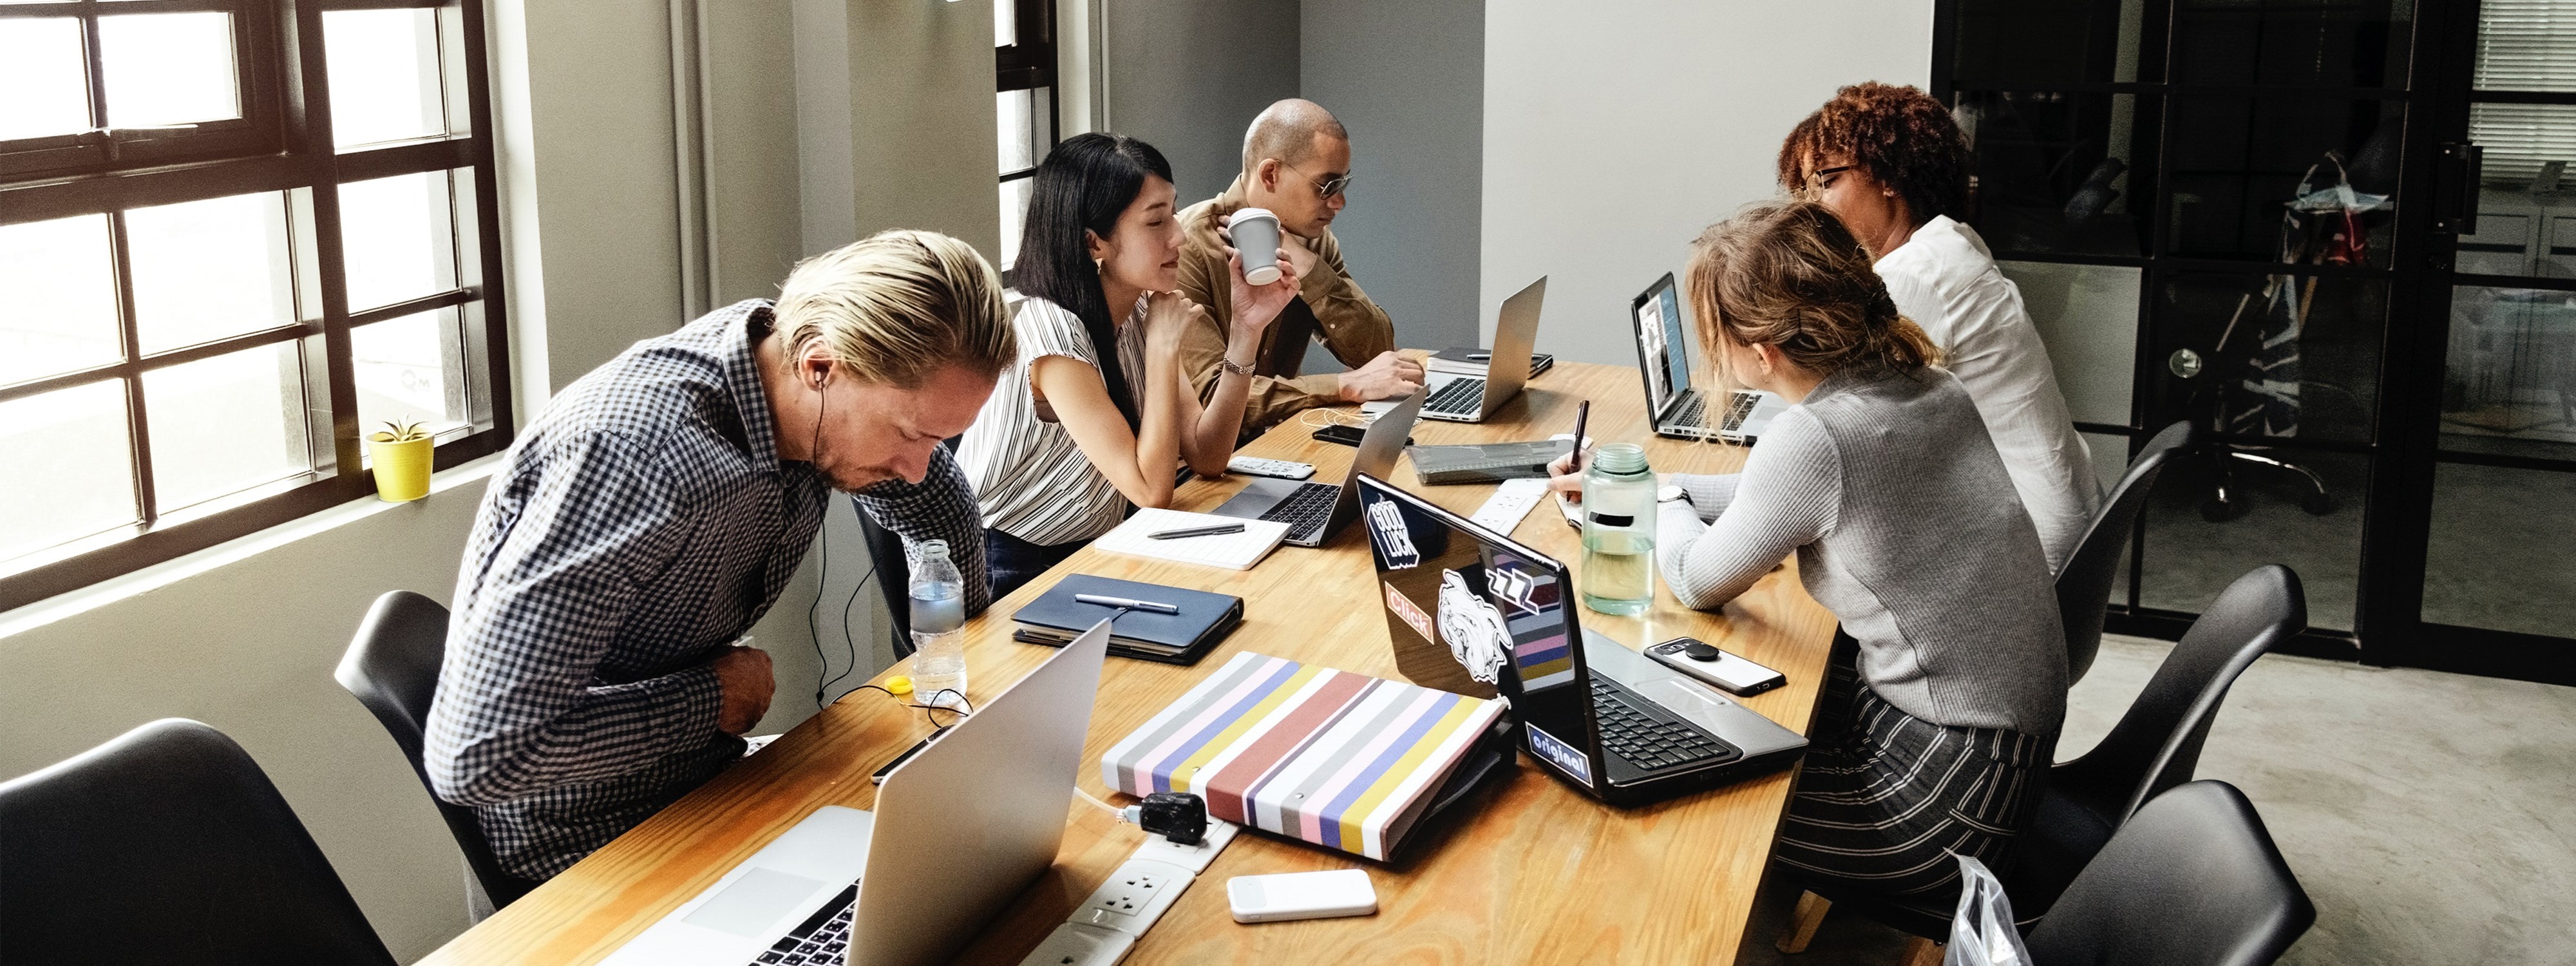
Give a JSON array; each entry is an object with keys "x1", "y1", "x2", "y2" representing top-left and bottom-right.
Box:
[{"x1": 1591, "y1": 442, "x2": 1649, "y2": 475}]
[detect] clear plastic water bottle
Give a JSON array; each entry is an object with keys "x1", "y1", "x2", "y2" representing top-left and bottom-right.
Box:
[
  {"x1": 907, "y1": 540, "x2": 968, "y2": 709},
  {"x1": 1580, "y1": 444, "x2": 1657, "y2": 615}
]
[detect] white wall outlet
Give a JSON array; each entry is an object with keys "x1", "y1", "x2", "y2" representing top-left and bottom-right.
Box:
[
  {"x1": 1070, "y1": 858, "x2": 1195, "y2": 936},
  {"x1": 1016, "y1": 921, "x2": 1135, "y2": 966},
  {"x1": 1130, "y1": 817, "x2": 1238, "y2": 875}
]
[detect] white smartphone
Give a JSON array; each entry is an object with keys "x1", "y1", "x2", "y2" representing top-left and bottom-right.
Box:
[
  {"x1": 1226, "y1": 869, "x2": 1377, "y2": 923},
  {"x1": 1646, "y1": 637, "x2": 1787, "y2": 696}
]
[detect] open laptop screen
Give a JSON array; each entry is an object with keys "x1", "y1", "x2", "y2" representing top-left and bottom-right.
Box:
[{"x1": 1632, "y1": 274, "x2": 1692, "y2": 413}]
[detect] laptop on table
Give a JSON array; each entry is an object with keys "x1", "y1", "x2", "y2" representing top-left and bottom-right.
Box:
[
  {"x1": 1630, "y1": 272, "x2": 1788, "y2": 444},
  {"x1": 1210, "y1": 388, "x2": 1424, "y2": 547},
  {"x1": 1365, "y1": 276, "x2": 1548, "y2": 423},
  {"x1": 1355, "y1": 475, "x2": 1806, "y2": 806},
  {"x1": 598, "y1": 621, "x2": 1113, "y2": 966}
]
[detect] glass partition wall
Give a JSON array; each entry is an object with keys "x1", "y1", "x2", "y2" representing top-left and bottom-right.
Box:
[{"x1": 1937, "y1": 0, "x2": 2575, "y2": 683}]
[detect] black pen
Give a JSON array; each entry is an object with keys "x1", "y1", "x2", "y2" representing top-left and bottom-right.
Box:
[
  {"x1": 1147, "y1": 523, "x2": 1245, "y2": 540},
  {"x1": 1568, "y1": 400, "x2": 1590, "y2": 473}
]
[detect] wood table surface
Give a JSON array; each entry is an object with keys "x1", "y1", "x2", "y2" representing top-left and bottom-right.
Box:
[{"x1": 419, "y1": 359, "x2": 1840, "y2": 966}]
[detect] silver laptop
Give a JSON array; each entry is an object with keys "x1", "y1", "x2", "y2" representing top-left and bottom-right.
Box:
[
  {"x1": 1367, "y1": 276, "x2": 1546, "y2": 423},
  {"x1": 1629, "y1": 272, "x2": 1786, "y2": 443},
  {"x1": 1211, "y1": 388, "x2": 1424, "y2": 547},
  {"x1": 599, "y1": 621, "x2": 1113, "y2": 966}
]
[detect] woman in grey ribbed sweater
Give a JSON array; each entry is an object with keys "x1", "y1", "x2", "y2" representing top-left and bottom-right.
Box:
[{"x1": 1569, "y1": 201, "x2": 2067, "y2": 902}]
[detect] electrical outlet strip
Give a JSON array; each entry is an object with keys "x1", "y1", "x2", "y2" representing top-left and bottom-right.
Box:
[
  {"x1": 1019, "y1": 922, "x2": 1134, "y2": 966},
  {"x1": 1014, "y1": 819, "x2": 1241, "y2": 966},
  {"x1": 1132, "y1": 817, "x2": 1238, "y2": 875}
]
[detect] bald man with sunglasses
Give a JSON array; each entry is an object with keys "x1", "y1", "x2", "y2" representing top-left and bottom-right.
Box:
[{"x1": 1175, "y1": 99, "x2": 1421, "y2": 440}]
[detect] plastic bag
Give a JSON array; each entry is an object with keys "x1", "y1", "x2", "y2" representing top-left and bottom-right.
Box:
[{"x1": 1944, "y1": 853, "x2": 2032, "y2": 966}]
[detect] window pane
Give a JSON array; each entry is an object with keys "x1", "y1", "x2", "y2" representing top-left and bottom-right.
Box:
[
  {"x1": 325, "y1": 8, "x2": 446, "y2": 149},
  {"x1": 2164, "y1": 96, "x2": 2404, "y2": 269},
  {"x1": 1950, "y1": 0, "x2": 2146, "y2": 88},
  {"x1": 2439, "y1": 285, "x2": 2576, "y2": 462},
  {"x1": 2423, "y1": 462, "x2": 2576, "y2": 637},
  {"x1": 0, "y1": 215, "x2": 122, "y2": 385},
  {"x1": 2469, "y1": 102, "x2": 2576, "y2": 191},
  {"x1": 998, "y1": 89, "x2": 1034, "y2": 174},
  {"x1": 2474, "y1": 0, "x2": 2576, "y2": 93},
  {"x1": 99, "y1": 12, "x2": 242, "y2": 128},
  {"x1": 340, "y1": 170, "x2": 457, "y2": 311},
  {"x1": 2151, "y1": 272, "x2": 2384, "y2": 447},
  {"x1": 0, "y1": 381, "x2": 137, "y2": 563},
  {"x1": 352, "y1": 307, "x2": 464, "y2": 436},
  {"x1": 125, "y1": 192, "x2": 295, "y2": 354},
  {"x1": 1999, "y1": 261, "x2": 2139, "y2": 426},
  {"x1": 994, "y1": 0, "x2": 1015, "y2": 48},
  {"x1": 2139, "y1": 446, "x2": 2364, "y2": 630},
  {"x1": 2172, "y1": 0, "x2": 2412, "y2": 89},
  {"x1": 0, "y1": 17, "x2": 91, "y2": 140},
  {"x1": 1000, "y1": 176, "x2": 1031, "y2": 270},
  {"x1": 143, "y1": 343, "x2": 310, "y2": 511},
  {"x1": 1958, "y1": 91, "x2": 2146, "y2": 258}
]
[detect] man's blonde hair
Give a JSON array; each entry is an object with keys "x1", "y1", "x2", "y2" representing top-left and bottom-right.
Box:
[{"x1": 773, "y1": 229, "x2": 1014, "y2": 388}]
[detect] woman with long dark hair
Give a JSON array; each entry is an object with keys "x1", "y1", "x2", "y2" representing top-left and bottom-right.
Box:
[{"x1": 958, "y1": 133, "x2": 1300, "y2": 598}]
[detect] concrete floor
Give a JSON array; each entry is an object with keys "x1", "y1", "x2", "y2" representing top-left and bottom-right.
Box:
[{"x1": 1736, "y1": 633, "x2": 2576, "y2": 965}]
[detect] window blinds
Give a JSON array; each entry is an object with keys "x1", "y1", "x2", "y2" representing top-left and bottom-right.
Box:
[{"x1": 2472, "y1": 0, "x2": 2576, "y2": 185}]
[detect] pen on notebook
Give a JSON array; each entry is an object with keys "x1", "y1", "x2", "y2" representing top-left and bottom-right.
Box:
[
  {"x1": 1147, "y1": 523, "x2": 1245, "y2": 540},
  {"x1": 1074, "y1": 593, "x2": 1181, "y2": 614},
  {"x1": 1568, "y1": 399, "x2": 1590, "y2": 473}
]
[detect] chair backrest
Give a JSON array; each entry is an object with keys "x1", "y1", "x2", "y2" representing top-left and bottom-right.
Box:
[
  {"x1": 2056, "y1": 420, "x2": 2195, "y2": 684},
  {"x1": 334, "y1": 590, "x2": 538, "y2": 908},
  {"x1": 2060, "y1": 564, "x2": 2306, "y2": 822},
  {"x1": 0, "y1": 719, "x2": 399, "y2": 965},
  {"x1": 2025, "y1": 781, "x2": 2315, "y2": 966},
  {"x1": 857, "y1": 507, "x2": 916, "y2": 658}
]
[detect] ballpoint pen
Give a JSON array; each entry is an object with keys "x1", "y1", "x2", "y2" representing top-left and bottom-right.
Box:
[
  {"x1": 1148, "y1": 523, "x2": 1246, "y2": 540},
  {"x1": 1074, "y1": 593, "x2": 1182, "y2": 614}
]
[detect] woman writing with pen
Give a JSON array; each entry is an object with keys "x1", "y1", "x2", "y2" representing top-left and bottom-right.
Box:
[{"x1": 957, "y1": 133, "x2": 1303, "y2": 600}]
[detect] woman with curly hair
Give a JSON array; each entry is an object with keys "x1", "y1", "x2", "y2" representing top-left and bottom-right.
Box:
[
  {"x1": 1781, "y1": 82, "x2": 2101, "y2": 573},
  {"x1": 1638, "y1": 200, "x2": 2067, "y2": 906}
]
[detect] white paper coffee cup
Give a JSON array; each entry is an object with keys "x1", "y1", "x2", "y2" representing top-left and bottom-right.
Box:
[{"x1": 1229, "y1": 207, "x2": 1283, "y2": 286}]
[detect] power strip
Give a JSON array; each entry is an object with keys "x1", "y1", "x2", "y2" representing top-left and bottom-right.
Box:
[{"x1": 1017, "y1": 819, "x2": 1240, "y2": 966}]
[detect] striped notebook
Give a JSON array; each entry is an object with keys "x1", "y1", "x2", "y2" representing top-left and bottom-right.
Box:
[{"x1": 1101, "y1": 652, "x2": 1510, "y2": 860}]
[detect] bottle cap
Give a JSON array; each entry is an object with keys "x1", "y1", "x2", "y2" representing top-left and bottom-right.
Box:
[
  {"x1": 1591, "y1": 442, "x2": 1649, "y2": 475},
  {"x1": 918, "y1": 540, "x2": 949, "y2": 559},
  {"x1": 886, "y1": 676, "x2": 914, "y2": 695}
]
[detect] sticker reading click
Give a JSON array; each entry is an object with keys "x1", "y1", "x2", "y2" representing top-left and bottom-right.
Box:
[
  {"x1": 1526, "y1": 723, "x2": 1593, "y2": 787},
  {"x1": 1383, "y1": 580, "x2": 1434, "y2": 643}
]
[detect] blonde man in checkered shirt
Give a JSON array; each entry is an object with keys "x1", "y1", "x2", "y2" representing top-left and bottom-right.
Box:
[{"x1": 424, "y1": 231, "x2": 1014, "y2": 880}]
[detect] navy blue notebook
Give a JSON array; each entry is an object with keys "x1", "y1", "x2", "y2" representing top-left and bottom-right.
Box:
[{"x1": 1010, "y1": 574, "x2": 1244, "y2": 665}]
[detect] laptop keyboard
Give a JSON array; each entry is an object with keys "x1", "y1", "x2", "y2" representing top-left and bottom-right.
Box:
[
  {"x1": 1718, "y1": 392, "x2": 1759, "y2": 431},
  {"x1": 1590, "y1": 679, "x2": 1732, "y2": 772},
  {"x1": 751, "y1": 885, "x2": 855, "y2": 965},
  {"x1": 1424, "y1": 377, "x2": 1486, "y2": 415},
  {"x1": 1674, "y1": 393, "x2": 1707, "y2": 428},
  {"x1": 1256, "y1": 482, "x2": 1340, "y2": 542}
]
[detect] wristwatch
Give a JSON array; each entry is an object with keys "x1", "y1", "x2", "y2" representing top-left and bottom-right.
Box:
[
  {"x1": 1219, "y1": 356, "x2": 1257, "y2": 377},
  {"x1": 1657, "y1": 484, "x2": 1686, "y2": 503}
]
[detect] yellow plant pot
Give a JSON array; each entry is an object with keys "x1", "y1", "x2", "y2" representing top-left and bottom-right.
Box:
[{"x1": 368, "y1": 436, "x2": 434, "y2": 502}]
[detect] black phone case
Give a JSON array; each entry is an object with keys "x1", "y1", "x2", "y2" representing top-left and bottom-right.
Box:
[{"x1": 1311, "y1": 424, "x2": 1368, "y2": 446}]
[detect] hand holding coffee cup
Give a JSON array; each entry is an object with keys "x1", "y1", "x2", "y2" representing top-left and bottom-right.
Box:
[{"x1": 1228, "y1": 207, "x2": 1285, "y2": 285}]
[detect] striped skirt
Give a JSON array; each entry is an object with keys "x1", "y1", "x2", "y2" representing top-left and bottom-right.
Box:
[{"x1": 1772, "y1": 641, "x2": 2056, "y2": 901}]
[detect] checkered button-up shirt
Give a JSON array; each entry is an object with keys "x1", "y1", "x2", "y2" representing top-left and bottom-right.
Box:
[{"x1": 425, "y1": 299, "x2": 988, "y2": 878}]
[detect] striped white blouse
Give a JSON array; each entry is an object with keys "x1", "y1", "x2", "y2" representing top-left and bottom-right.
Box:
[{"x1": 958, "y1": 296, "x2": 1151, "y2": 547}]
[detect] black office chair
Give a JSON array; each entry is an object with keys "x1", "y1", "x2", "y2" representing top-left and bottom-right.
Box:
[
  {"x1": 336, "y1": 590, "x2": 541, "y2": 917},
  {"x1": 0, "y1": 718, "x2": 400, "y2": 965},
  {"x1": 858, "y1": 507, "x2": 918, "y2": 659},
  {"x1": 2056, "y1": 420, "x2": 2196, "y2": 685},
  {"x1": 1776, "y1": 565, "x2": 2304, "y2": 953},
  {"x1": 2014, "y1": 563, "x2": 2306, "y2": 917},
  {"x1": 2025, "y1": 780, "x2": 2316, "y2": 965}
]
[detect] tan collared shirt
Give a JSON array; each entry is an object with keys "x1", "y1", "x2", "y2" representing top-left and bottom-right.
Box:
[{"x1": 1175, "y1": 175, "x2": 1395, "y2": 437}]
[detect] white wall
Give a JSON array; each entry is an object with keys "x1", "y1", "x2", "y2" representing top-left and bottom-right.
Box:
[
  {"x1": 1301, "y1": 0, "x2": 1486, "y2": 355},
  {"x1": 1481, "y1": 1, "x2": 1935, "y2": 364}
]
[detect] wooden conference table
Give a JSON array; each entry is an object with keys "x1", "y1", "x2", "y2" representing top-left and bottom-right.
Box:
[{"x1": 421, "y1": 360, "x2": 1840, "y2": 966}]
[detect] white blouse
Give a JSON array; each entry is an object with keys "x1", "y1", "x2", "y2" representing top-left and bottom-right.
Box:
[
  {"x1": 1876, "y1": 215, "x2": 2102, "y2": 573},
  {"x1": 957, "y1": 296, "x2": 1151, "y2": 547}
]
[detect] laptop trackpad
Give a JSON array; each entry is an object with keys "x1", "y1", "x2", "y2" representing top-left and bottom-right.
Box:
[
  {"x1": 1630, "y1": 677, "x2": 1743, "y2": 730},
  {"x1": 682, "y1": 867, "x2": 828, "y2": 938},
  {"x1": 1213, "y1": 478, "x2": 1296, "y2": 517}
]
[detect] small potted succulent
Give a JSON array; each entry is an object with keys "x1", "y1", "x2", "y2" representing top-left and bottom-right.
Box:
[{"x1": 368, "y1": 419, "x2": 434, "y2": 502}]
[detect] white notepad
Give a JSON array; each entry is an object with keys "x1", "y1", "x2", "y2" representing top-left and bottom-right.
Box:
[{"x1": 1093, "y1": 508, "x2": 1292, "y2": 571}]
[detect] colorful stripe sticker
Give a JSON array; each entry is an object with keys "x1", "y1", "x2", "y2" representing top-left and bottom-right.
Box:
[
  {"x1": 1101, "y1": 652, "x2": 1274, "y2": 793},
  {"x1": 1320, "y1": 690, "x2": 1462, "y2": 850},
  {"x1": 1334, "y1": 696, "x2": 1484, "y2": 856},
  {"x1": 1137, "y1": 659, "x2": 1305, "y2": 794},
  {"x1": 1196, "y1": 671, "x2": 1376, "y2": 822}
]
